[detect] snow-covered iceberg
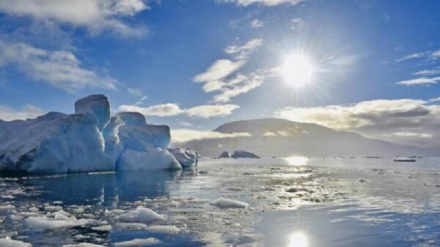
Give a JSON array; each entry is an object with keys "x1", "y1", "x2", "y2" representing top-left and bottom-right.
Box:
[{"x1": 0, "y1": 94, "x2": 198, "y2": 173}]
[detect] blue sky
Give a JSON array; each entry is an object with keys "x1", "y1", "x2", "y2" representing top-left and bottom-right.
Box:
[{"x1": 1, "y1": 0, "x2": 440, "y2": 148}]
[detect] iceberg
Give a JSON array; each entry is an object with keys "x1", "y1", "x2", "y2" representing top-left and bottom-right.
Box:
[{"x1": 0, "y1": 94, "x2": 198, "y2": 173}]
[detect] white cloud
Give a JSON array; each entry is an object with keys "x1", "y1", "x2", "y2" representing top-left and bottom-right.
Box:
[
  {"x1": 118, "y1": 103, "x2": 184, "y2": 117},
  {"x1": 275, "y1": 98, "x2": 440, "y2": 148},
  {"x1": 386, "y1": 132, "x2": 433, "y2": 138},
  {"x1": 429, "y1": 96, "x2": 440, "y2": 103},
  {"x1": 195, "y1": 39, "x2": 266, "y2": 103},
  {"x1": 194, "y1": 59, "x2": 245, "y2": 86},
  {"x1": 212, "y1": 71, "x2": 265, "y2": 103},
  {"x1": 250, "y1": 19, "x2": 264, "y2": 28},
  {"x1": 127, "y1": 88, "x2": 143, "y2": 97},
  {"x1": 186, "y1": 104, "x2": 239, "y2": 118},
  {"x1": 396, "y1": 77, "x2": 440, "y2": 86},
  {"x1": 0, "y1": 40, "x2": 117, "y2": 92},
  {"x1": 171, "y1": 129, "x2": 251, "y2": 143},
  {"x1": 413, "y1": 68, "x2": 440, "y2": 76},
  {"x1": 395, "y1": 52, "x2": 425, "y2": 62},
  {"x1": 118, "y1": 103, "x2": 239, "y2": 118},
  {"x1": 224, "y1": 39, "x2": 264, "y2": 60},
  {"x1": 290, "y1": 18, "x2": 305, "y2": 30},
  {"x1": 217, "y1": 0, "x2": 304, "y2": 7},
  {"x1": 0, "y1": 104, "x2": 44, "y2": 121},
  {"x1": 0, "y1": 0, "x2": 149, "y2": 36},
  {"x1": 431, "y1": 49, "x2": 440, "y2": 59}
]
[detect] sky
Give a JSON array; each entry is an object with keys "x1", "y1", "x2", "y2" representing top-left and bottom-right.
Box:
[{"x1": 1, "y1": 0, "x2": 440, "y2": 149}]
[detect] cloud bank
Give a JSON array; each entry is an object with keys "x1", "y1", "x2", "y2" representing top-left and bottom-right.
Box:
[
  {"x1": 118, "y1": 103, "x2": 240, "y2": 119},
  {"x1": 275, "y1": 98, "x2": 440, "y2": 148},
  {"x1": 0, "y1": 0, "x2": 149, "y2": 36},
  {"x1": 0, "y1": 40, "x2": 117, "y2": 92},
  {"x1": 171, "y1": 129, "x2": 251, "y2": 143}
]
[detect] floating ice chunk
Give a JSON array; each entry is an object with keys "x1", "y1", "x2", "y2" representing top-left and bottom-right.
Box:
[
  {"x1": 44, "y1": 206, "x2": 62, "y2": 212},
  {"x1": 54, "y1": 210, "x2": 71, "y2": 220},
  {"x1": 0, "y1": 238, "x2": 32, "y2": 247},
  {"x1": 115, "y1": 223, "x2": 146, "y2": 230},
  {"x1": 92, "y1": 225, "x2": 112, "y2": 232},
  {"x1": 118, "y1": 206, "x2": 165, "y2": 224},
  {"x1": 63, "y1": 243, "x2": 105, "y2": 247},
  {"x1": 117, "y1": 149, "x2": 181, "y2": 171},
  {"x1": 146, "y1": 225, "x2": 180, "y2": 234},
  {"x1": 167, "y1": 148, "x2": 198, "y2": 168},
  {"x1": 114, "y1": 238, "x2": 161, "y2": 247},
  {"x1": 1, "y1": 195, "x2": 15, "y2": 199},
  {"x1": 74, "y1": 94, "x2": 110, "y2": 131},
  {"x1": 0, "y1": 205, "x2": 15, "y2": 210},
  {"x1": 24, "y1": 216, "x2": 92, "y2": 230},
  {"x1": 210, "y1": 197, "x2": 249, "y2": 209}
]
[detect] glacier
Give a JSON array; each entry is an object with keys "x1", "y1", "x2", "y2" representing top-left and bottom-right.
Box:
[{"x1": 0, "y1": 94, "x2": 198, "y2": 173}]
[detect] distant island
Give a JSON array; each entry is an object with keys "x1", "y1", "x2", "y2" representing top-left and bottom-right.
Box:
[{"x1": 177, "y1": 118, "x2": 434, "y2": 157}]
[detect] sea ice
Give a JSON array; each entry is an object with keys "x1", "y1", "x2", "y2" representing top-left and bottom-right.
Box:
[
  {"x1": 210, "y1": 197, "x2": 249, "y2": 209},
  {"x1": 63, "y1": 244, "x2": 105, "y2": 247},
  {"x1": 0, "y1": 238, "x2": 32, "y2": 247},
  {"x1": 146, "y1": 225, "x2": 180, "y2": 234},
  {"x1": 118, "y1": 206, "x2": 165, "y2": 224},
  {"x1": 114, "y1": 238, "x2": 161, "y2": 247},
  {"x1": 24, "y1": 216, "x2": 93, "y2": 230}
]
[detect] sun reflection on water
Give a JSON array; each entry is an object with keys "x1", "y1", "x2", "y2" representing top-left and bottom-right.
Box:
[
  {"x1": 288, "y1": 232, "x2": 309, "y2": 247},
  {"x1": 284, "y1": 156, "x2": 309, "y2": 166}
]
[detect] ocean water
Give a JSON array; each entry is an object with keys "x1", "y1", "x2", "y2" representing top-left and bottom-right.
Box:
[{"x1": 0, "y1": 157, "x2": 439, "y2": 246}]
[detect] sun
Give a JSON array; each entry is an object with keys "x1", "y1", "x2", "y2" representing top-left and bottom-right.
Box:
[{"x1": 280, "y1": 53, "x2": 315, "y2": 87}]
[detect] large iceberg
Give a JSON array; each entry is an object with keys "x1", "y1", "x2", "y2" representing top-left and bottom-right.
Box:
[{"x1": 0, "y1": 94, "x2": 198, "y2": 173}]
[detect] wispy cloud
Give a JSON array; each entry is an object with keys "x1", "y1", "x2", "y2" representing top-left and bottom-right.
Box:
[
  {"x1": 413, "y1": 67, "x2": 440, "y2": 76},
  {"x1": 396, "y1": 77, "x2": 440, "y2": 86},
  {"x1": 0, "y1": 40, "x2": 117, "y2": 92},
  {"x1": 118, "y1": 103, "x2": 184, "y2": 117},
  {"x1": 217, "y1": 0, "x2": 304, "y2": 7},
  {"x1": 395, "y1": 52, "x2": 425, "y2": 62},
  {"x1": 171, "y1": 129, "x2": 251, "y2": 143},
  {"x1": 0, "y1": 104, "x2": 45, "y2": 121},
  {"x1": 212, "y1": 71, "x2": 266, "y2": 103},
  {"x1": 194, "y1": 39, "x2": 267, "y2": 103},
  {"x1": 186, "y1": 104, "x2": 239, "y2": 118},
  {"x1": 118, "y1": 103, "x2": 240, "y2": 119},
  {"x1": 224, "y1": 39, "x2": 263, "y2": 60},
  {"x1": 275, "y1": 98, "x2": 440, "y2": 148},
  {"x1": 290, "y1": 18, "x2": 305, "y2": 30},
  {"x1": 194, "y1": 59, "x2": 245, "y2": 90},
  {"x1": 127, "y1": 88, "x2": 143, "y2": 97},
  {"x1": 0, "y1": 0, "x2": 149, "y2": 37},
  {"x1": 250, "y1": 19, "x2": 264, "y2": 28}
]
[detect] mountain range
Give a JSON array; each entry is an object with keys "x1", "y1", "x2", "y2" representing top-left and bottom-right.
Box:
[{"x1": 175, "y1": 118, "x2": 435, "y2": 157}]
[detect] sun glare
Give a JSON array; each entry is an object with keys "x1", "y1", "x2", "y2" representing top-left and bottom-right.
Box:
[
  {"x1": 288, "y1": 232, "x2": 309, "y2": 247},
  {"x1": 280, "y1": 53, "x2": 315, "y2": 87}
]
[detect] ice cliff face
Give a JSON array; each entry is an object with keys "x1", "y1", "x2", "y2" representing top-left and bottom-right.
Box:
[{"x1": 0, "y1": 94, "x2": 197, "y2": 173}]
